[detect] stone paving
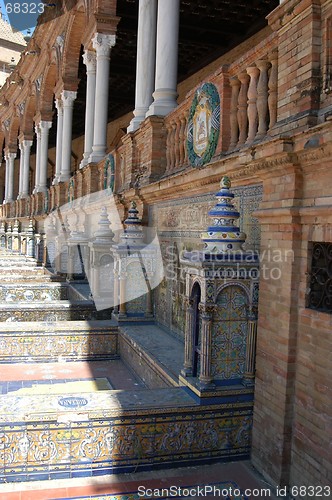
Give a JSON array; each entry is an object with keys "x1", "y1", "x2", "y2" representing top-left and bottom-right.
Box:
[{"x1": 0, "y1": 461, "x2": 279, "y2": 499}]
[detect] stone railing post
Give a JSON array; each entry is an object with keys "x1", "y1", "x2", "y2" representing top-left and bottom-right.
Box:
[{"x1": 246, "y1": 65, "x2": 260, "y2": 143}]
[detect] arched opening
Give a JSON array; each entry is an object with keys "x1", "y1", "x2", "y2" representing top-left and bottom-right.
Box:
[{"x1": 190, "y1": 281, "x2": 201, "y2": 377}]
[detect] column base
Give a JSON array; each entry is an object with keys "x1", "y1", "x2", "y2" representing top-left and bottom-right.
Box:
[
  {"x1": 127, "y1": 111, "x2": 147, "y2": 133},
  {"x1": 88, "y1": 146, "x2": 106, "y2": 164},
  {"x1": 181, "y1": 366, "x2": 193, "y2": 377},
  {"x1": 199, "y1": 377, "x2": 215, "y2": 391},
  {"x1": 34, "y1": 186, "x2": 48, "y2": 194},
  {"x1": 79, "y1": 152, "x2": 92, "y2": 169},
  {"x1": 146, "y1": 88, "x2": 178, "y2": 117},
  {"x1": 58, "y1": 174, "x2": 71, "y2": 183}
]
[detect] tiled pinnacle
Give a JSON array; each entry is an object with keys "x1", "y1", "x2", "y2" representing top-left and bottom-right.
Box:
[
  {"x1": 201, "y1": 175, "x2": 246, "y2": 253},
  {"x1": 93, "y1": 206, "x2": 114, "y2": 244},
  {"x1": 119, "y1": 200, "x2": 144, "y2": 247}
]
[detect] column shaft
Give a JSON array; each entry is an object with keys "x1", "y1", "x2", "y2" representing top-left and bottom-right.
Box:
[
  {"x1": 128, "y1": 0, "x2": 157, "y2": 132},
  {"x1": 5, "y1": 153, "x2": 16, "y2": 203},
  {"x1": 21, "y1": 140, "x2": 33, "y2": 198},
  {"x1": 18, "y1": 142, "x2": 24, "y2": 198},
  {"x1": 37, "y1": 121, "x2": 52, "y2": 193},
  {"x1": 119, "y1": 276, "x2": 127, "y2": 316},
  {"x1": 53, "y1": 98, "x2": 63, "y2": 184},
  {"x1": 198, "y1": 306, "x2": 214, "y2": 388},
  {"x1": 80, "y1": 50, "x2": 96, "y2": 167},
  {"x1": 60, "y1": 90, "x2": 77, "y2": 182},
  {"x1": 244, "y1": 318, "x2": 258, "y2": 382},
  {"x1": 33, "y1": 124, "x2": 41, "y2": 193},
  {"x1": 146, "y1": 0, "x2": 180, "y2": 117},
  {"x1": 89, "y1": 33, "x2": 116, "y2": 163},
  {"x1": 182, "y1": 299, "x2": 194, "y2": 376}
]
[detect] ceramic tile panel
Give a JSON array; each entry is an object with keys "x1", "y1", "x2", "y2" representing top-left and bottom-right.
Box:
[{"x1": 149, "y1": 184, "x2": 262, "y2": 336}]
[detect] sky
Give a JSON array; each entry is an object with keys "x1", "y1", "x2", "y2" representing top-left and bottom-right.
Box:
[{"x1": 0, "y1": 0, "x2": 36, "y2": 35}]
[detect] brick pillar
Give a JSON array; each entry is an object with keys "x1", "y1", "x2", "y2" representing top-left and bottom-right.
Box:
[
  {"x1": 268, "y1": 0, "x2": 322, "y2": 133},
  {"x1": 251, "y1": 158, "x2": 303, "y2": 486}
]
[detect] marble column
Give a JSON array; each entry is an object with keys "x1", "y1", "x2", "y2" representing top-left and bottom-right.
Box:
[
  {"x1": 128, "y1": 0, "x2": 157, "y2": 132},
  {"x1": 146, "y1": 0, "x2": 180, "y2": 117},
  {"x1": 18, "y1": 141, "x2": 24, "y2": 199},
  {"x1": 59, "y1": 90, "x2": 77, "y2": 182},
  {"x1": 21, "y1": 140, "x2": 33, "y2": 198},
  {"x1": 80, "y1": 50, "x2": 96, "y2": 168},
  {"x1": 53, "y1": 98, "x2": 63, "y2": 185},
  {"x1": 0, "y1": 161, "x2": 4, "y2": 204},
  {"x1": 33, "y1": 123, "x2": 41, "y2": 193},
  {"x1": 4, "y1": 152, "x2": 16, "y2": 203},
  {"x1": 37, "y1": 120, "x2": 52, "y2": 193},
  {"x1": 89, "y1": 33, "x2": 116, "y2": 164},
  {"x1": 113, "y1": 265, "x2": 119, "y2": 315},
  {"x1": 119, "y1": 275, "x2": 127, "y2": 316},
  {"x1": 3, "y1": 160, "x2": 7, "y2": 204}
]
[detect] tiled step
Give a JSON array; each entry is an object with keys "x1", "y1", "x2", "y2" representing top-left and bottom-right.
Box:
[
  {"x1": 0, "y1": 282, "x2": 68, "y2": 302},
  {"x1": 0, "y1": 300, "x2": 112, "y2": 322},
  {"x1": 0, "y1": 320, "x2": 118, "y2": 362}
]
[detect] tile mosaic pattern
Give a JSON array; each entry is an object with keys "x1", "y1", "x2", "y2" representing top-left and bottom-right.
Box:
[
  {"x1": 0, "y1": 302, "x2": 110, "y2": 322},
  {"x1": 0, "y1": 327, "x2": 118, "y2": 362},
  {"x1": 212, "y1": 285, "x2": 248, "y2": 380},
  {"x1": 0, "y1": 388, "x2": 252, "y2": 482},
  {"x1": 0, "y1": 283, "x2": 68, "y2": 302}
]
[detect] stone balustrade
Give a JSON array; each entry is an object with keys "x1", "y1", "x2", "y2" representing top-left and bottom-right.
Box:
[
  {"x1": 228, "y1": 35, "x2": 278, "y2": 150},
  {"x1": 164, "y1": 102, "x2": 190, "y2": 174}
]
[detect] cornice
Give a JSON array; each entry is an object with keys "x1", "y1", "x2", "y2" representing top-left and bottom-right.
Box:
[{"x1": 295, "y1": 142, "x2": 332, "y2": 164}]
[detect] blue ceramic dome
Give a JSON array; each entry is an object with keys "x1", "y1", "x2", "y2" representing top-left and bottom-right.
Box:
[{"x1": 201, "y1": 176, "x2": 246, "y2": 253}]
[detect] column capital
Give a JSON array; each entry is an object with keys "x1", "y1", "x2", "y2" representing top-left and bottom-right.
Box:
[
  {"x1": 61, "y1": 90, "x2": 77, "y2": 105},
  {"x1": 55, "y1": 97, "x2": 63, "y2": 112},
  {"x1": 92, "y1": 33, "x2": 116, "y2": 57},
  {"x1": 83, "y1": 49, "x2": 97, "y2": 72},
  {"x1": 40, "y1": 120, "x2": 53, "y2": 130},
  {"x1": 198, "y1": 302, "x2": 215, "y2": 319},
  {"x1": 5, "y1": 151, "x2": 16, "y2": 161},
  {"x1": 22, "y1": 139, "x2": 33, "y2": 148}
]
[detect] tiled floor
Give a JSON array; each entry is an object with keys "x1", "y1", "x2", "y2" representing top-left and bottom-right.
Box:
[
  {"x1": 0, "y1": 460, "x2": 279, "y2": 499},
  {"x1": 0, "y1": 360, "x2": 145, "y2": 391}
]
